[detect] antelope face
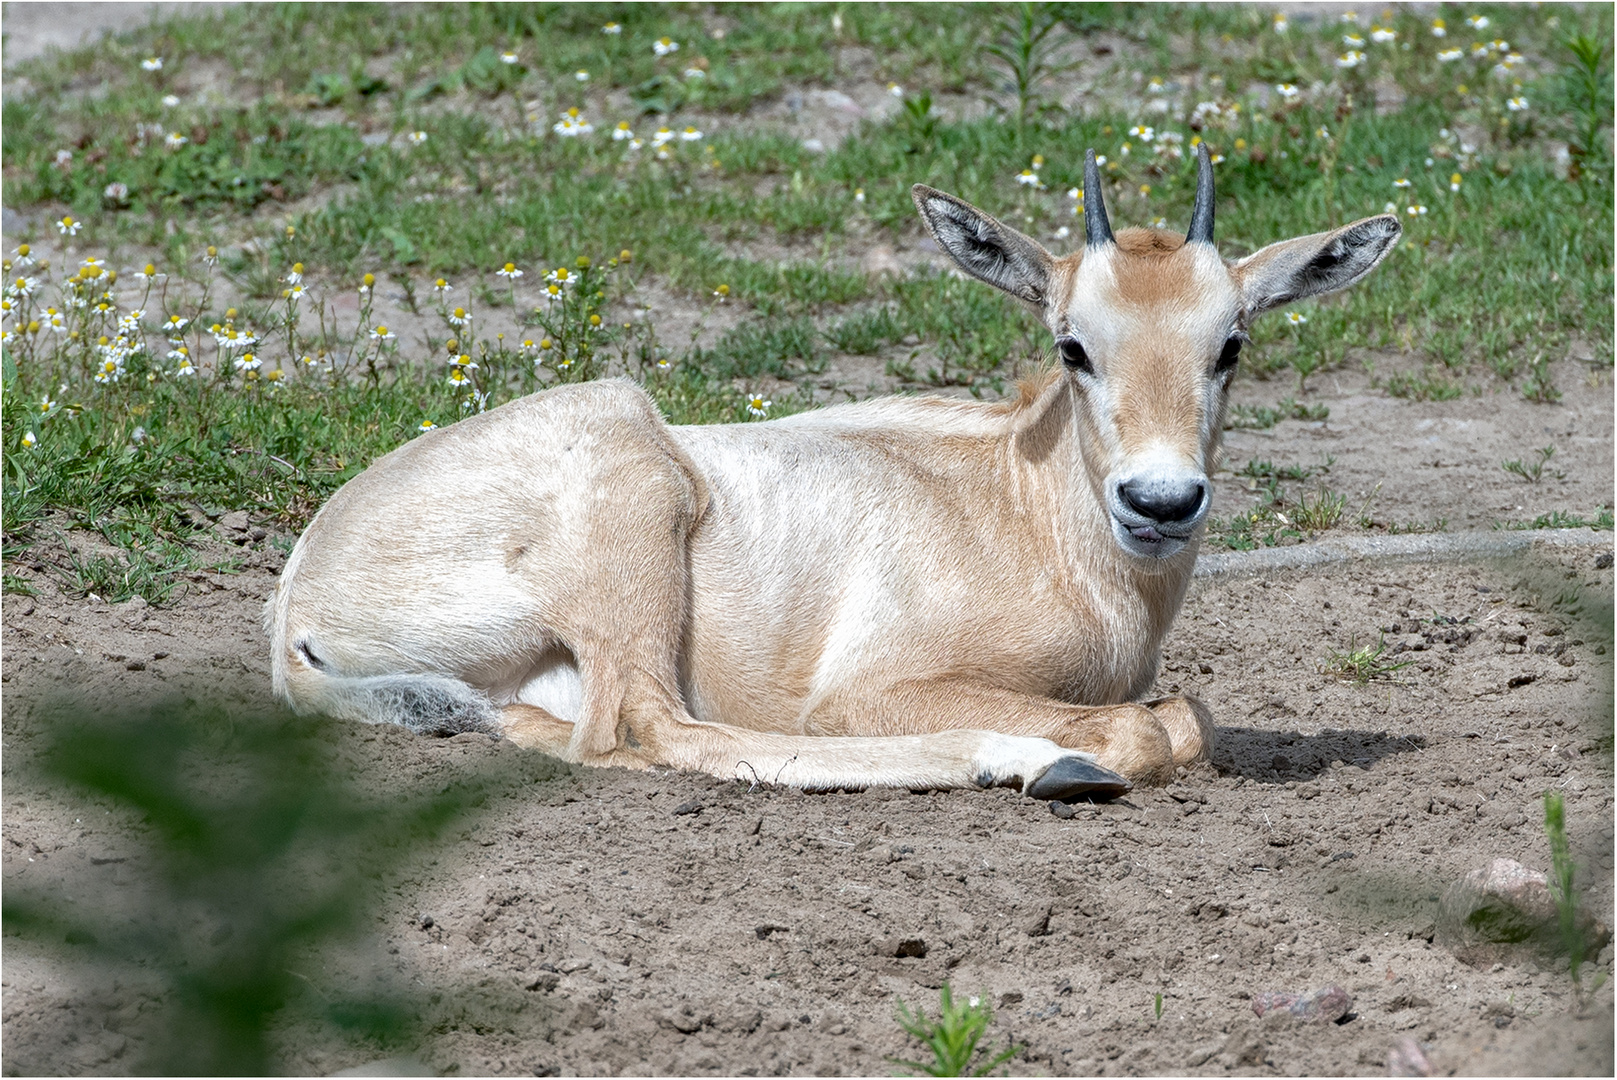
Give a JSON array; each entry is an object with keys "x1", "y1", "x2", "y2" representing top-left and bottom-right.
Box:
[
  {"x1": 1052, "y1": 233, "x2": 1239, "y2": 560},
  {"x1": 913, "y1": 149, "x2": 1402, "y2": 563}
]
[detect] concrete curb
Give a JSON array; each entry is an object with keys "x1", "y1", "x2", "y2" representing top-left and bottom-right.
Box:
[{"x1": 1194, "y1": 528, "x2": 1614, "y2": 578}]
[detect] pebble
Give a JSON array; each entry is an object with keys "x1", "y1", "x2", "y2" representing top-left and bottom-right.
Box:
[
  {"x1": 1438, "y1": 857, "x2": 1611, "y2": 955},
  {"x1": 1386, "y1": 1036, "x2": 1434, "y2": 1077},
  {"x1": 1250, "y1": 985, "x2": 1352, "y2": 1023},
  {"x1": 873, "y1": 935, "x2": 927, "y2": 958}
]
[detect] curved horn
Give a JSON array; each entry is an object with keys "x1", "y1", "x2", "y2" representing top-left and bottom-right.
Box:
[
  {"x1": 1186, "y1": 142, "x2": 1215, "y2": 245},
  {"x1": 1083, "y1": 149, "x2": 1113, "y2": 247}
]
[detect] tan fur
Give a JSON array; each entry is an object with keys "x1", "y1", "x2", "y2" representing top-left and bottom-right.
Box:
[{"x1": 268, "y1": 192, "x2": 1400, "y2": 797}]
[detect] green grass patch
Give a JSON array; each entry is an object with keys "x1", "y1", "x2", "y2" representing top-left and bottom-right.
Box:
[{"x1": 2, "y1": 1, "x2": 1611, "y2": 570}]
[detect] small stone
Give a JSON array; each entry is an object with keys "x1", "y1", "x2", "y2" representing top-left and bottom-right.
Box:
[
  {"x1": 524, "y1": 971, "x2": 560, "y2": 992},
  {"x1": 801, "y1": 138, "x2": 825, "y2": 153},
  {"x1": 672, "y1": 799, "x2": 702, "y2": 815},
  {"x1": 1438, "y1": 857, "x2": 1611, "y2": 956},
  {"x1": 1386, "y1": 1037, "x2": 1433, "y2": 1077},
  {"x1": 1595, "y1": 551, "x2": 1613, "y2": 570},
  {"x1": 874, "y1": 935, "x2": 927, "y2": 958},
  {"x1": 1385, "y1": 993, "x2": 1431, "y2": 1012},
  {"x1": 718, "y1": 1008, "x2": 762, "y2": 1034},
  {"x1": 1020, "y1": 905, "x2": 1052, "y2": 937},
  {"x1": 218, "y1": 510, "x2": 250, "y2": 533},
  {"x1": 999, "y1": 991, "x2": 1024, "y2": 1008},
  {"x1": 1250, "y1": 985, "x2": 1352, "y2": 1023},
  {"x1": 664, "y1": 1007, "x2": 702, "y2": 1034},
  {"x1": 1048, "y1": 800, "x2": 1077, "y2": 819},
  {"x1": 558, "y1": 958, "x2": 591, "y2": 973},
  {"x1": 417, "y1": 914, "x2": 434, "y2": 929}
]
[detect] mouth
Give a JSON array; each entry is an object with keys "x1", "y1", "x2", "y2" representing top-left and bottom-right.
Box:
[{"x1": 1110, "y1": 514, "x2": 1194, "y2": 561}]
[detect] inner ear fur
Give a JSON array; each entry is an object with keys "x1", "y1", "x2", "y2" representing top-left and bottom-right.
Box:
[
  {"x1": 1234, "y1": 214, "x2": 1402, "y2": 316},
  {"x1": 911, "y1": 184, "x2": 1054, "y2": 306}
]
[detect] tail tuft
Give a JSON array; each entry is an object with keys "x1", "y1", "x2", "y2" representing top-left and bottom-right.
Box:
[{"x1": 300, "y1": 672, "x2": 501, "y2": 736}]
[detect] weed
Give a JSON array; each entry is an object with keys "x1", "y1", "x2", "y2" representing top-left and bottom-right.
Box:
[
  {"x1": 2, "y1": 572, "x2": 38, "y2": 595},
  {"x1": 1521, "y1": 353, "x2": 1563, "y2": 404},
  {"x1": 1293, "y1": 487, "x2": 1348, "y2": 532},
  {"x1": 1153, "y1": 991, "x2": 1164, "y2": 1021},
  {"x1": 1562, "y1": 33, "x2": 1613, "y2": 182},
  {"x1": 1499, "y1": 508, "x2": 1616, "y2": 531},
  {"x1": 1225, "y1": 399, "x2": 1329, "y2": 431},
  {"x1": 1543, "y1": 791, "x2": 1607, "y2": 1006},
  {"x1": 1323, "y1": 634, "x2": 1413, "y2": 684},
  {"x1": 1385, "y1": 367, "x2": 1465, "y2": 401},
  {"x1": 985, "y1": 3, "x2": 1065, "y2": 130},
  {"x1": 1502, "y1": 445, "x2": 1563, "y2": 485},
  {"x1": 891, "y1": 984, "x2": 1019, "y2": 1078},
  {"x1": 825, "y1": 306, "x2": 904, "y2": 355},
  {"x1": 1236, "y1": 457, "x2": 1333, "y2": 483}
]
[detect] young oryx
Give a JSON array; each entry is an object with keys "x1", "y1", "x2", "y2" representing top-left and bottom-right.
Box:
[{"x1": 269, "y1": 145, "x2": 1400, "y2": 801}]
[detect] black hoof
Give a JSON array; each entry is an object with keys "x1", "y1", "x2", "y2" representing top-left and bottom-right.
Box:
[{"x1": 1027, "y1": 756, "x2": 1132, "y2": 801}]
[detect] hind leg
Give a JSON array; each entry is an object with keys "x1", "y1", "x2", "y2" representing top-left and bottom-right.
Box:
[
  {"x1": 1141, "y1": 694, "x2": 1216, "y2": 767},
  {"x1": 499, "y1": 703, "x2": 575, "y2": 756}
]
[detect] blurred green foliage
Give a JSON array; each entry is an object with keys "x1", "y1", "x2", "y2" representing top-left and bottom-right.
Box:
[{"x1": 3, "y1": 697, "x2": 569, "y2": 1074}]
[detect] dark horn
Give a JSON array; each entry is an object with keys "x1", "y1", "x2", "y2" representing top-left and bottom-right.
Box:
[
  {"x1": 1083, "y1": 149, "x2": 1113, "y2": 247},
  {"x1": 1187, "y1": 142, "x2": 1215, "y2": 245}
]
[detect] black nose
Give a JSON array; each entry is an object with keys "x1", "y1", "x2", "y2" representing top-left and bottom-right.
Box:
[{"x1": 1119, "y1": 477, "x2": 1206, "y2": 524}]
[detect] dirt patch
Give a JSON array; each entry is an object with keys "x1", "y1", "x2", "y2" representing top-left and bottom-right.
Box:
[{"x1": 3, "y1": 517, "x2": 1613, "y2": 1076}]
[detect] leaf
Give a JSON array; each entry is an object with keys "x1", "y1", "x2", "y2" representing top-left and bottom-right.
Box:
[
  {"x1": 380, "y1": 226, "x2": 420, "y2": 265},
  {"x1": 631, "y1": 75, "x2": 686, "y2": 115}
]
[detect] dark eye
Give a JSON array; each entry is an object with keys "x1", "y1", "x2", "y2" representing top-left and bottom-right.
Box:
[
  {"x1": 1216, "y1": 336, "x2": 1242, "y2": 374},
  {"x1": 1057, "y1": 338, "x2": 1092, "y2": 375}
]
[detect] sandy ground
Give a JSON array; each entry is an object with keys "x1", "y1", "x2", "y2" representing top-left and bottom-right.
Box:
[{"x1": 2, "y1": 377, "x2": 1614, "y2": 1076}]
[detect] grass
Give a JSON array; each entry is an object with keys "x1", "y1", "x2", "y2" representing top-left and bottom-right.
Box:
[
  {"x1": 1502, "y1": 445, "x2": 1563, "y2": 485},
  {"x1": 1498, "y1": 508, "x2": 1616, "y2": 532},
  {"x1": 1323, "y1": 634, "x2": 1414, "y2": 684},
  {"x1": 1543, "y1": 791, "x2": 1607, "y2": 1008},
  {"x1": 2, "y1": 2, "x2": 1612, "y2": 585},
  {"x1": 1226, "y1": 398, "x2": 1329, "y2": 431},
  {"x1": 891, "y1": 983, "x2": 1019, "y2": 1078}
]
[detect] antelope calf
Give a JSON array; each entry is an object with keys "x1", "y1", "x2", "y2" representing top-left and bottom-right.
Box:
[{"x1": 269, "y1": 147, "x2": 1399, "y2": 800}]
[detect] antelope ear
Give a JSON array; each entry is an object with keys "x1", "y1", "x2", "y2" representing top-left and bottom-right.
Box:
[
  {"x1": 912, "y1": 184, "x2": 1054, "y2": 306},
  {"x1": 1234, "y1": 214, "x2": 1402, "y2": 316}
]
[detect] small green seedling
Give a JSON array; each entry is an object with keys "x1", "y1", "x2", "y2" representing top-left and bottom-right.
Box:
[
  {"x1": 1544, "y1": 791, "x2": 1607, "y2": 1006},
  {"x1": 891, "y1": 983, "x2": 1019, "y2": 1077},
  {"x1": 1153, "y1": 992, "x2": 1163, "y2": 1020},
  {"x1": 1323, "y1": 634, "x2": 1413, "y2": 684},
  {"x1": 1502, "y1": 445, "x2": 1562, "y2": 484}
]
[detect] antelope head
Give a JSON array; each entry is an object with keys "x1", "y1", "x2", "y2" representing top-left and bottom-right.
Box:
[{"x1": 913, "y1": 146, "x2": 1401, "y2": 564}]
